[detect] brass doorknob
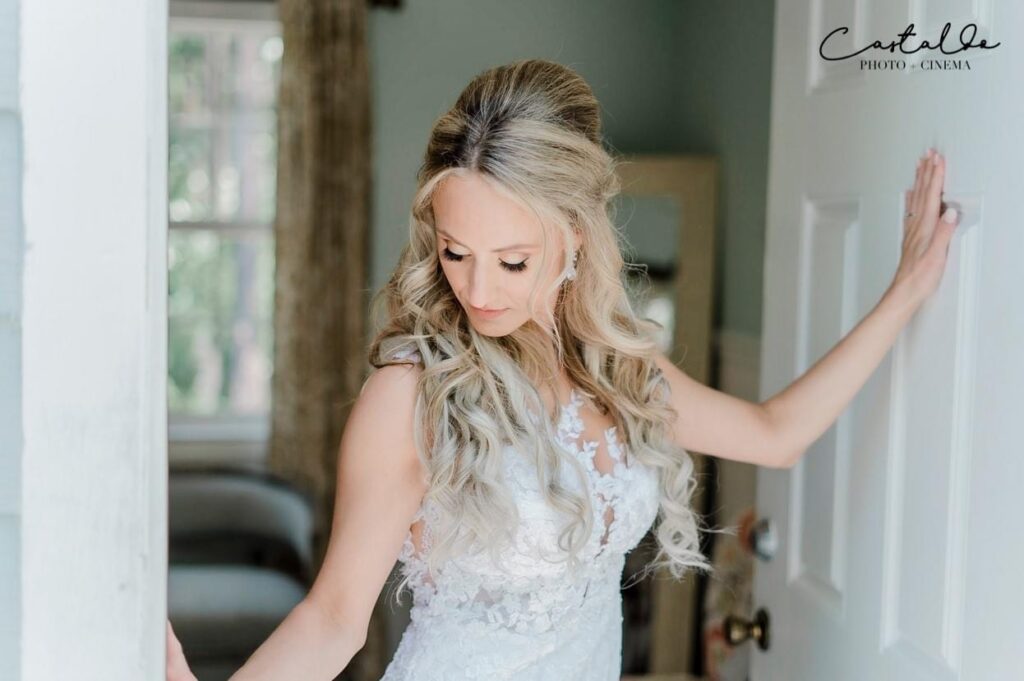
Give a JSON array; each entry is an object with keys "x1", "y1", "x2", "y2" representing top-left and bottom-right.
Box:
[{"x1": 723, "y1": 607, "x2": 771, "y2": 651}]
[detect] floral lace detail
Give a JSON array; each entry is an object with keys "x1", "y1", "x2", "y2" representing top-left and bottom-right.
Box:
[
  {"x1": 556, "y1": 388, "x2": 640, "y2": 552},
  {"x1": 381, "y1": 376, "x2": 661, "y2": 681}
]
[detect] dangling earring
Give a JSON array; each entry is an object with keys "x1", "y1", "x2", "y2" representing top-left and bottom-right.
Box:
[{"x1": 565, "y1": 249, "x2": 579, "y2": 281}]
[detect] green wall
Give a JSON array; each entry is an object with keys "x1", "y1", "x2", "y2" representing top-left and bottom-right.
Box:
[{"x1": 668, "y1": 1, "x2": 775, "y2": 338}]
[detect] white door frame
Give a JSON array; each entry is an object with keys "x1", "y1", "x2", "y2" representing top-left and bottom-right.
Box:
[{"x1": 12, "y1": 0, "x2": 168, "y2": 678}]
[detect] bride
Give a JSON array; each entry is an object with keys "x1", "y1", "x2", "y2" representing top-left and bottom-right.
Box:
[{"x1": 167, "y1": 59, "x2": 954, "y2": 680}]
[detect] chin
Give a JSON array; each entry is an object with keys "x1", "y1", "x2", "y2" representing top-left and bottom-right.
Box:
[
  {"x1": 465, "y1": 311, "x2": 525, "y2": 337},
  {"x1": 469, "y1": 321, "x2": 516, "y2": 338}
]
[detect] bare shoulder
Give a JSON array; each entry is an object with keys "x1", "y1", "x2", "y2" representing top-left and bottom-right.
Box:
[
  {"x1": 358, "y1": 357, "x2": 422, "y2": 398},
  {"x1": 352, "y1": 359, "x2": 423, "y2": 437}
]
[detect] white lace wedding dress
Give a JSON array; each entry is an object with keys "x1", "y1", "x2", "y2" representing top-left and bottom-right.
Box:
[{"x1": 379, "y1": 349, "x2": 661, "y2": 680}]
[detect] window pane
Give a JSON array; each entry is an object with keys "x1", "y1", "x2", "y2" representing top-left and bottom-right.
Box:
[
  {"x1": 168, "y1": 229, "x2": 275, "y2": 417},
  {"x1": 169, "y1": 26, "x2": 280, "y2": 223},
  {"x1": 168, "y1": 18, "x2": 280, "y2": 428},
  {"x1": 169, "y1": 34, "x2": 207, "y2": 115},
  {"x1": 169, "y1": 126, "x2": 213, "y2": 221}
]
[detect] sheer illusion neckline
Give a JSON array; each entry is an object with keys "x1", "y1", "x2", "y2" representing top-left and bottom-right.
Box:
[
  {"x1": 385, "y1": 382, "x2": 662, "y2": 680},
  {"x1": 555, "y1": 388, "x2": 634, "y2": 474}
]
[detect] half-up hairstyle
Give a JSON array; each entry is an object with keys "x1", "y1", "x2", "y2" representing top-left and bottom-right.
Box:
[{"x1": 368, "y1": 59, "x2": 716, "y2": 601}]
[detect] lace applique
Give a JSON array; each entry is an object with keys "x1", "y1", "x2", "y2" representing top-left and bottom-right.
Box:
[
  {"x1": 382, "y1": 358, "x2": 661, "y2": 680},
  {"x1": 556, "y1": 388, "x2": 637, "y2": 553}
]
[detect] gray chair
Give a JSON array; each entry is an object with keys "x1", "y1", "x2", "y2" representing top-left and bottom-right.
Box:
[{"x1": 168, "y1": 468, "x2": 316, "y2": 681}]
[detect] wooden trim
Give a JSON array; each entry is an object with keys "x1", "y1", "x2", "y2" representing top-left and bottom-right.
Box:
[{"x1": 615, "y1": 154, "x2": 719, "y2": 675}]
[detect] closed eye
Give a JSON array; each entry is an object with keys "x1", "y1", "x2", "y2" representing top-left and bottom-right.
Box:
[{"x1": 441, "y1": 247, "x2": 529, "y2": 273}]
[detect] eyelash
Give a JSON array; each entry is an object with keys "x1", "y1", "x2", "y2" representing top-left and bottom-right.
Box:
[{"x1": 441, "y1": 247, "x2": 529, "y2": 273}]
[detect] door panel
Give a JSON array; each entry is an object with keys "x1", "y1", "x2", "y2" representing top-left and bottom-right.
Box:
[{"x1": 754, "y1": 1, "x2": 1022, "y2": 680}]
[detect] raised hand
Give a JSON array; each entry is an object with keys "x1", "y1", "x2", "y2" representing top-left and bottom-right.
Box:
[{"x1": 892, "y1": 148, "x2": 960, "y2": 304}]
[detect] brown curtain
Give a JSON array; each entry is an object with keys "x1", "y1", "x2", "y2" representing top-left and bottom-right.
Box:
[{"x1": 270, "y1": 0, "x2": 384, "y2": 678}]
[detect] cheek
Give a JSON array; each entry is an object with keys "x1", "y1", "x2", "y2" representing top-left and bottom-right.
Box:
[
  {"x1": 440, "y1": 262, "x2": 463, "y2": 290},
  {"x1": 506, "y1": 273, "x2": 554, "y2": 318},
  {"x1": 506, "y1": 275, "x2": 534, "y2": 305}
]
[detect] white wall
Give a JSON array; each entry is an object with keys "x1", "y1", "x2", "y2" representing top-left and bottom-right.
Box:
[
  {"x1": 0, "y1": 0, "x2": 24, "y2": 677},
  {"x1": 3, "y1": 0, "x2": 169, "y2": 678}
]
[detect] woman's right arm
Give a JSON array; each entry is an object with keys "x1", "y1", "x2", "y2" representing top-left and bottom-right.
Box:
[{"x1": 220, "y1": 360, "x2": 428, "y2": 680}]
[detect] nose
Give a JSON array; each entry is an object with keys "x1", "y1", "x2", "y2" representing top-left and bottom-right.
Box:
[{"x1": 466, "y1": 261, "x2": 497, "y2": 309}]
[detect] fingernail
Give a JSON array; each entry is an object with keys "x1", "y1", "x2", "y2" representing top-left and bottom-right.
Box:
[
  {"x1": 932, "y1": 152, "x2": 941, "y2": 166},
  {"x1": 942, "y1": 207, "x2": 958, "y2": 223}
]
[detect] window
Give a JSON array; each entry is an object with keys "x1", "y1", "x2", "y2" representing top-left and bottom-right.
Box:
[{"x1": 168, "y1": 2, "x2": 281, "y2": 443}]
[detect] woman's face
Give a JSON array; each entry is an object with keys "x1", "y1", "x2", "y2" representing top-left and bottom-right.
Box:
[{"x1": 432, "y1": 171, "x2": 576, "y2": 337}]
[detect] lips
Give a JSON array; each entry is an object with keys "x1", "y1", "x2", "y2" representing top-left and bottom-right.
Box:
[{"x1": 470, "y1": 305, "x2": 508, "y2": 317}]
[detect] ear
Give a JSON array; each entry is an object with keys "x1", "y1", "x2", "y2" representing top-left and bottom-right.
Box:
[{"x1": 563, "y1": 209, "x2": 583, "y2": 252}]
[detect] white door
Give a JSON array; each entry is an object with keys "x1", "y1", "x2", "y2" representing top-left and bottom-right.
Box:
[{"x1": 753, "y1": 2, "x2": 1023, "y2": 680}]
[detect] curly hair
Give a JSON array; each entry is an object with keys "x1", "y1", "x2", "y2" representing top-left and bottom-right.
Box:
[{"x1": 368, "y1": 59, "x2": 715, "y2": 602}]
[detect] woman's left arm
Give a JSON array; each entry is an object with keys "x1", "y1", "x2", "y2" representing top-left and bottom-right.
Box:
[
  {"x1": 763, "y1": 278, "x2": 920, "y2": 468},
  {"x1": 764, "y1": 148, "x2": 959, "y2": 467}
]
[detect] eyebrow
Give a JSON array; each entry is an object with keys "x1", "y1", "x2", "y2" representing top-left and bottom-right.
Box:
[{"x1": 436, "y1": 229, "x2": 538, "y2": 253}]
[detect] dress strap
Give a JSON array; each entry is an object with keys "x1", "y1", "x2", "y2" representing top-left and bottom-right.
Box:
[{"x1": 391, "y1": 347, "x2": 422, "y2": 363}]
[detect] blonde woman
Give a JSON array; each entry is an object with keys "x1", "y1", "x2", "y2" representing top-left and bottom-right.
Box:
[{"x1": 167, "y1": 59, "x2": 955, "y2": 680}]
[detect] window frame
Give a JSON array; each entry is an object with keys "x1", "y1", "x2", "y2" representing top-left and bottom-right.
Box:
[{"x1": 168, "y1": 0, "x2": 280, "y2": 453}]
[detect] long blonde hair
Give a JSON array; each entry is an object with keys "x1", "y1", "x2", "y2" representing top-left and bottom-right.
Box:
[{"x1": 369, "y1": 59, "x2": 715, "y2": 597}]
